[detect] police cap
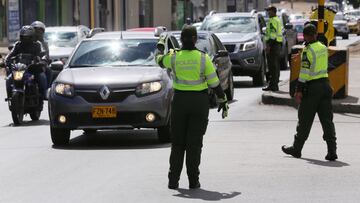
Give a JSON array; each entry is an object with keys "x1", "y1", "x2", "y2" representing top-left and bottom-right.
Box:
[{"x1": 303, "y1": 23, "x2": 317, "y2": 36}]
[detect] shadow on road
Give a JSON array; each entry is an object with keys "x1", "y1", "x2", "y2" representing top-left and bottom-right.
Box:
[
  {"x1": 53, "y1": 129, "x2": 171, "y2": 150},
  {"x1": 174, "y1": 188, "x2": 241, "y2": 201},
  {"x1": 234, "y1": 80, "x2": 256, "y2": 89},
  {"x1": 301, "y1": 158, "x2": 350, "y2": 167},
  {"x1": 5, "y1": 119, "x2": 50, "y2": 127}
]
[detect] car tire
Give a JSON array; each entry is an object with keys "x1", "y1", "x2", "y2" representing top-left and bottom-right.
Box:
[
  {"x1": 30, "y1": 111, "x2": 41, "y2": 121},
  {"x1": 157, "y1": 123, "x2": 171, "y2": 143},
  {"x1": 280, "y1": 46, "x2": 289, "y2": 70},
  {"x1": 343, "y1": 35, "x2": 349, "y2": 40},
  {"x1": 253, "y1": 56, "x2": 265, "y2": 87},
  {"x1": 225, "y1": 71, "x2": 234, "y2": 101},
  {"x1": 51, "y1": 127, "x2": 70, "y2": 146}
]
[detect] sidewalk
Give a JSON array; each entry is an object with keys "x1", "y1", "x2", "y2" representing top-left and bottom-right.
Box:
[{"x1": 262, "y1": 55, "x2": 360, "y2": 114}]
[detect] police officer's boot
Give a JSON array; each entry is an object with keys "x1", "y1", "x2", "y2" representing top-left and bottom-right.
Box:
[
  {"x1": 325, "y1": 141, "x2": 338, "y2": 161},
  {"x1": 168, "y1": 171, "x2": 179, "y2": 190},
  {"x1": 282, "y1": 137, "x2": 304, "y2": 158}
]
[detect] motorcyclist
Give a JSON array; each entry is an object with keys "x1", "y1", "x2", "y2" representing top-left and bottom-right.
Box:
[
  {"x1": 5, "y1": 25, "x2": 47, "y2": 100},
  {"x1": 31, "y1": 20, "x2": 52, "y2": 87}
]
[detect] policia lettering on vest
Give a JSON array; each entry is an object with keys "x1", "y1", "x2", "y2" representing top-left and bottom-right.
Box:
[
  {"x1": 156, "y1": 26, "x2": 229, "y2": 189},
  {"x1": 282, "y1": 24, "x2": 338, "y2": 161},
  {"x1": 263, "y1": 6, "x2": 283, "y2": 92}
]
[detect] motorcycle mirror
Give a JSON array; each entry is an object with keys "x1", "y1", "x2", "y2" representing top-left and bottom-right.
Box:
[{"x1": 50, "y1": 61, "x2": 64, "y2": 71}]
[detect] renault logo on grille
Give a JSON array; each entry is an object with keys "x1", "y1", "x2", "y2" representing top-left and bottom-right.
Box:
[{"x1": 99, "y1": 85, "x2": 110, "y2": 100}]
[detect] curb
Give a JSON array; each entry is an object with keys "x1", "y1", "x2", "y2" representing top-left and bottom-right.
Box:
[{"x1": 261, "y1": 84, "x2": 360, "y2": 114}]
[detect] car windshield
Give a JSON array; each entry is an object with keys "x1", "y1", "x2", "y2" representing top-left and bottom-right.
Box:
[
  {"x1": 171, "y1": 33, "x2": 213, "y2": 54},
  {"x1": 45, "y1": 31, "x2": 78, "y2": 48},
  {"x1": 69, "y1": 39, "x2": 158, "y2": 67},
  {"x1": 201, "y1": 16, "x2": 257, "y2": 33},
  {"x1": 334, "y1": 14, "x2": 345, "y2": 20},
  {"x1": 294, "y1": 24, "x2": 304, "y2": 33}
]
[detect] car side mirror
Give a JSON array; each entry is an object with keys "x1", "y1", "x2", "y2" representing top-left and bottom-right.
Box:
[
  {"x1": 50, "y1": 61, "x2": 64, "y2": 71},
  {"x1": 285, "y1": 23, "x2": 293, "y2": 30},
  {"x1": 8, "y1": 45, "x2": 14, "y2": 51},
  {"x1": 216, "y1": 50, "x2": 229, "y2": 57},
  {"x1": 87, "y1": 27, "x2": 105, "y2": 38}
]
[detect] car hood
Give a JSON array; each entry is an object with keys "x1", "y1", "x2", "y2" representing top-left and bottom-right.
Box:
[
  {"x1": 333, "y1": 20, "x2": 348, "y2": 25},
  {"x1": 56, "y1": 66, "x2": 165, "y2": 87},
  {"x1": 214, "y1": 32, "x2": 257, "y2": 43},
  {"x1": 49, "y1": 46, "x2": 74, "y2": 59}
]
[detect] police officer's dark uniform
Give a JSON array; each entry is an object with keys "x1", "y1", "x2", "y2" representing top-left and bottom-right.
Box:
[
  {"x1": 282, "y1": 24, "x2": 337, "y2": 161},
  {"x1": 5, "y1": 26, "x2": 47, "y2": 100},
  {"x1": 156, "y1": 26, "x2": 229, "y2": 189},
  {"x1": 263, "y1": 6, "x2": 283, "y2": 91}
]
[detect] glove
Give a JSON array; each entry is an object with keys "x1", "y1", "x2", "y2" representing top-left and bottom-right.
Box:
[
  {"x1": 157, "y1": 35, "x2": 166, "y2": 54},
  {"x1": 217, "y1": 95, "x2": 229, "y2": 119}
]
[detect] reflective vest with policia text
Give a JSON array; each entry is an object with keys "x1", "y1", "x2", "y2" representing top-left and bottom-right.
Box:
[
  {"x1": 265, "y1": 16, "x2": 283, "y2": 43},
  {"x1": 156, "y1": 49, "x2": 220, "y2": 91},
  {"x1": 299, "y1": 41, "x2": 328, "y2": 83}
]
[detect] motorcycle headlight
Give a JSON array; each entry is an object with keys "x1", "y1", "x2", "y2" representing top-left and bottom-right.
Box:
[
  {"x1": 243, "y1": 40, "x2": 257, "y2": 51},
  {"x1": 13, "y1": 70, "x2": 25, "y2": 81},
  {"x1": 54, "y1": 83, "x2": 74, "y2": 97},
  {"x1": 135, "y1": 81, "x2": 162, "y2": 96}
]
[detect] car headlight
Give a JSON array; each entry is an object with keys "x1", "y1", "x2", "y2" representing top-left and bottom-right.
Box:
[
  {"x1": 136, "y1": 81, "x2": 162, "y2": 96},
  {"x1": 243, "y1": 40, "x2": 257, "y2": 51},
  {"x1": 54, "y1": 83, "x2": 74, "y2": 97},
  {"x1": 13, "y1": 70, "x2": 25, "y2": 81}
]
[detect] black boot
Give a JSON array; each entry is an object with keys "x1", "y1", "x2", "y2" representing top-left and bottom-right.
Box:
[
  {"x1": 282, "y1": 137, "x2": 304, "y2": 158},
  {"x1": 325, "y1": 141, "x2": 338, "y2": 161},
  {"x1": 189, "y1": 180, "x2": 201, "y2": 189},
  {"x1": 168, "y1": 181, "x2": 179, "y2": 190}
]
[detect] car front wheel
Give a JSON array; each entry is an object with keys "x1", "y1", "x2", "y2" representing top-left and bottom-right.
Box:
[
  {"x1": 253, "y1": 56, "x2": 265, "y2": 86},
  {"x1": 51, "y1": 127, "x2": 70, "y2": 146},
  {"x1": 225, "y1": 71, "x2": 234, "y2": 101}
]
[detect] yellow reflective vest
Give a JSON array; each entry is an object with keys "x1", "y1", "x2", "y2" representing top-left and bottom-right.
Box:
[
  {"x1": 299, "y1": 41, "x2": 328, "y2": 83},
  {"x1": 156, "y1": 49, "x2": 220, "y2": 91},
  {"x1": 265, "y1": 16, "x2": 283, "y2": 43}
]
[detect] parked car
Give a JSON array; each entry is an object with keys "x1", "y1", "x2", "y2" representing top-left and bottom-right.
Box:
[
  {"x1": 291, "y1": 20, "x2": 306, "y2": 44},
  {"x1": 344, "y1": 10, "x2": 360, "y2": 35},
  {"x1": 192, "y1": 22, "x2": 202, "y2": 30},
  {"x1": 48, "y1": 31, "x2": 181, "y2": 145},
  {"x1": 334, "y1": 12, "x2": 350, "y2": 39},
  {"x1": 45, "y1": 25, "x2": 90, "y2": 79},
  {"x1": 169, "y1": 30, "x2": 234, "y2": 101},
  {"x1": 200, "y1": 12, "x2": 267, "y2": 86},
  {"x1": 260, "y1": 10, "x2": 297, "y2": 70}
]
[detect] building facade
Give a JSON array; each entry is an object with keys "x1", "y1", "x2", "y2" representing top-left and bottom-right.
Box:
[{"x1": 0, "y1": 0, "x2": 268, "y2": 44}]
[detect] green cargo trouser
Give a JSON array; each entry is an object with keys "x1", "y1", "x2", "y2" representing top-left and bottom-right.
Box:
[
  {"x1": 295, "y1": 78, "x2": 336, "y2": 144},
  {"x1": 168, "y1": 90, "x2": 209, "y2": 184}
]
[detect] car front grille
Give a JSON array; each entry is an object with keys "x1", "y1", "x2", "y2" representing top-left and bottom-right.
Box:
[
  {"x1": 76, "y1": 88, "x2": 135, "y2": 103},
  {"x1": 224, "y1": 44, "x2": 236, "y2": 53}
]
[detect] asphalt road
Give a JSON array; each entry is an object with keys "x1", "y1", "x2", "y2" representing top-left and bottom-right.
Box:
[{"x1": 1, "y1": 36, "x2": 360, "y2": 203}]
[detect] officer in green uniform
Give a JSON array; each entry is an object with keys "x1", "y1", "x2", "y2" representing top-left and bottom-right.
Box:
[
  {"x1": 282, "y1": 24, "x2": 337, "y2": 161},
  {"x1": 156, "y1": 26, "x2": 229, "y2": 189},
  {"x1": 263, "y1": 6, "x2": 283, "y2": 91}
]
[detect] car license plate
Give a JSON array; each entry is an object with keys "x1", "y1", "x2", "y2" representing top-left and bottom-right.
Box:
[{"x1": 92, "y1": 106, "x2": 117, "y2": 118}]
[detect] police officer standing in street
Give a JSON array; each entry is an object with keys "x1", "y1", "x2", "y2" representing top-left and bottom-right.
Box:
[
  {"x1": 263, "y1": 6, "x2": 283, "y2": 91},
  {"x1": 156, "y1": 25, "x2": 229, "y2": 189},
  {"x1": 282, "y1": 24, "x2": 337, "y2": 161}
]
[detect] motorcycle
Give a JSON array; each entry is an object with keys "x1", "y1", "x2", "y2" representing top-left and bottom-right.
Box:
[{"x1": 5, "y1": 54, "x2": 44, "y2": 125}]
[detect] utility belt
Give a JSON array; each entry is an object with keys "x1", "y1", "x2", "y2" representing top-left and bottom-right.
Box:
[
  {"x1": 306, "y1": 77, "x2": 329, "y2": 85},
  {"x1": 174, "y1": 89, "x2": 208, "y2": 95}
]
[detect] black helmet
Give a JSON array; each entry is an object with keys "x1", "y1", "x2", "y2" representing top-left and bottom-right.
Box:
[
  {"x1": 31, "y1": 21, "x2": 46, "y2": 32},
  {"x1": 303, "y1": 23, "x2": 317, "y2": 36},
  {"x1": 19, "y1": 25, "x2": 35, "y2": 43}
]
